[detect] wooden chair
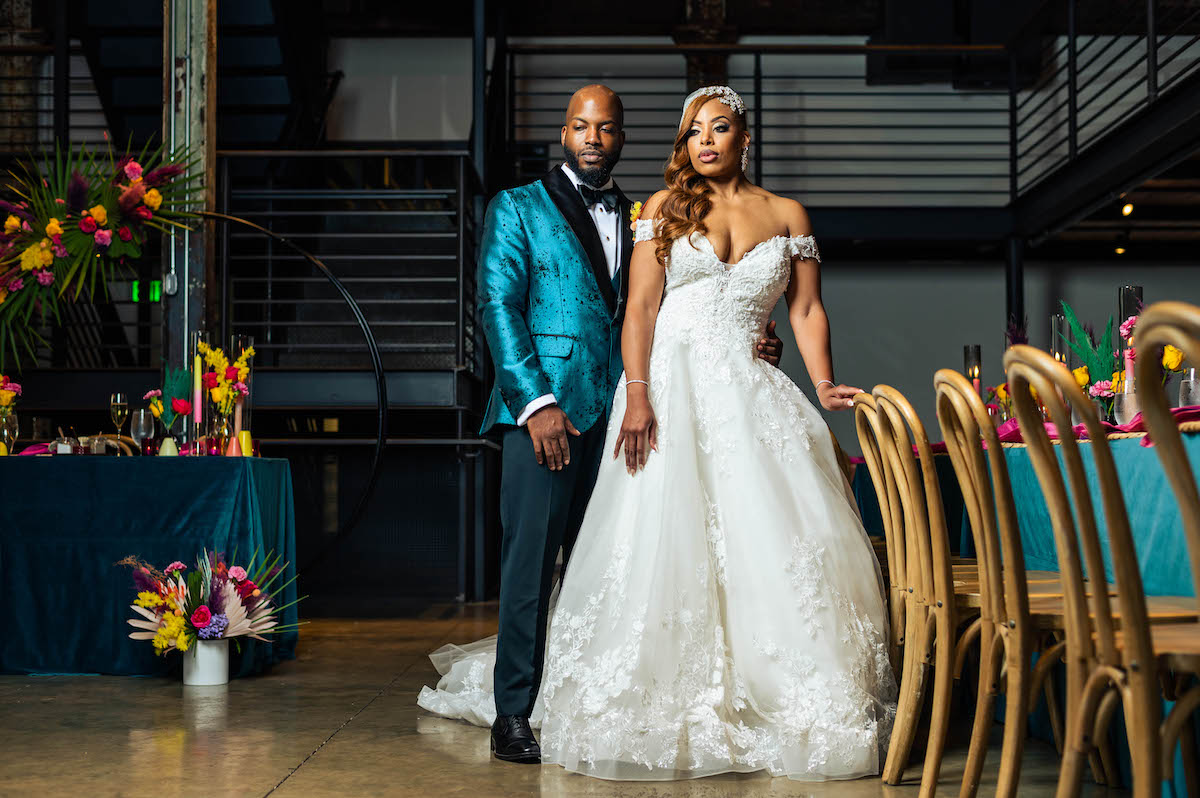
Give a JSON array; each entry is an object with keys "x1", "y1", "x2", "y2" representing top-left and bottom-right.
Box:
[
  {"x1": 935, "y1": 368, "x2": 1107, "y2": 797},
  {"x1": 97, "y1": 434, "x2": 135, "y2": 456},
  {"x1": 872, "y1": 384, "x2": 983, "y2": 796},
  {"x1": 855, "y1": 392, "x2": 907, "y2": 675},
  {"x1": 1131, "y1": 302, "x2": 1200, "y2": 796},
  {"x1": 1004, "y1": 343, "x2": 1199, "y2": 798}
]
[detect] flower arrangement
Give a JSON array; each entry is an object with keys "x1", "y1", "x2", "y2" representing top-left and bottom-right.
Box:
[
  {"x1": 628, "y1": 200, "x2": 643, "y2": 226},
  {"x1": 143, "y1": 366, "x2": 193, "y2": 436},
  {"x1": 0, "y1": 139, "x2": 199, "y2": 370},
  {"x1": 121, "y1": 549, "x2": 300, "y2": 655},
  {"x1": 0, "y1": 374, "x2": 20, "y2": 408},
  {"x1": 197, "y1": 341, "x2": 254, "y2": 416}
]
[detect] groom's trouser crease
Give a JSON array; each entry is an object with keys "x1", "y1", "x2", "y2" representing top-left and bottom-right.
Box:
[{"x1": 494, "y1": 419, "x2": 608, "y2": 718}]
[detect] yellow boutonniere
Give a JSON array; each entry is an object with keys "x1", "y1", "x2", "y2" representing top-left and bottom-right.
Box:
[{"x1": 629, "y1": 201, "x2": 643, "y2": 225}]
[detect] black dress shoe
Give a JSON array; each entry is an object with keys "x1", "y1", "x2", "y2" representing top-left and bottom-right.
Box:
[{"x1": 490, "y1": 715, "x2": 541, "y2": 764}]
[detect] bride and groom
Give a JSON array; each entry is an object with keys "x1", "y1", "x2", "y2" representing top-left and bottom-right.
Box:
[{"x1": 418, "y1": 83, "x2": 896, "y2": 782}]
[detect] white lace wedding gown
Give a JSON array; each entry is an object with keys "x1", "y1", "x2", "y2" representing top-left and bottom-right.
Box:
[{"x1": 419, "y1": 221, "x2": 897, "y2": 781}]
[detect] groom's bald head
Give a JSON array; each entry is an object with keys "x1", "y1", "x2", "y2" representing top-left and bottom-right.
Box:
[{"x1": 564, "y1": 84, "x2": 624, "y2": 129}]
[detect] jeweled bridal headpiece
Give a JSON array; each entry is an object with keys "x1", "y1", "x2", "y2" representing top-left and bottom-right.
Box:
[{"x1": 679, "y1": 86, "x2": 746, "y2": 126}]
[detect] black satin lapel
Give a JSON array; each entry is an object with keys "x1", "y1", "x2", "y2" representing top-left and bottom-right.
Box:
[
  {"x1": 542, "y1": 168, "x2": 618, "y2": 314},
  {"x1": 617, "y1": 191, "x2": 633, "y2": 309}
]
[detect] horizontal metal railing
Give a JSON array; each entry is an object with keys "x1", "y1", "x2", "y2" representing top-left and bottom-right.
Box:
[
  {"x1": 1014, "y1": 0, "x2": 1200, "y2": 194},
  {"x1": 0, "y1": 45, "x2": 108, "y2": 153},
  {"x1": 216, "y1": 149, "x2": 485, "y2": 375},
  {"x1": 506, "y1": 41, "x2": 1013, "y2": 207}
]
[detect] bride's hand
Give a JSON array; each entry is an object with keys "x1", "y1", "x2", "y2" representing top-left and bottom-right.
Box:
[
  {"x1": 818, "y1": 382, "x2": 860, "y2": 411},
  {"x1": 614, "y1": 388, "x2": 657, "y2": 474}
]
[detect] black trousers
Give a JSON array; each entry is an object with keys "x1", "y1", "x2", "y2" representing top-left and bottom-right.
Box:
[{"x1": 492, "y1": 417, "x2": 609, "y2": 718}]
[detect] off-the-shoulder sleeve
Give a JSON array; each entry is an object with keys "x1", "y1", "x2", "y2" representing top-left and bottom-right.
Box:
[
  {"x1": 634, "y1": 218, "x2": 663, "y2": 243},
  {"x1": 784, "y1": 234, "x2": 820, "y2": 262}
]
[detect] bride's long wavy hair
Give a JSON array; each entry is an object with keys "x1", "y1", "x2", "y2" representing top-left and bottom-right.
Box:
[{"x1": 654, "y1": 93, "x2": 748, "y2": 265}]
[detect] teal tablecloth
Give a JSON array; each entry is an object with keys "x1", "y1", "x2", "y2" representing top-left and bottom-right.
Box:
[
  {"x1": 0, "y1": 457, "x2": 298, "y2": 676},
  {"x1": 852, "y1": 453, "x2": 970, "y2": 554}
]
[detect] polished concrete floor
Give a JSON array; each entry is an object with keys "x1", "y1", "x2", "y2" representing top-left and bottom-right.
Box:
[{"x1": 0, "y1": 605, "x2": 1126, "y2": 797}]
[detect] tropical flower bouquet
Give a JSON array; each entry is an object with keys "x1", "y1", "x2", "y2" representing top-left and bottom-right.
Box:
[
  {"x1": 143, "y1": 365, "x2": 193, "y2": 454},
  {"x1": 0, "y1": 373, "x2": 20, "y2": 454},
  {"x1": 197, "y1": 340, "x2": 254, "y2": 455},
  {"x1": 0, "y1": 139, "x2": 199, "y2": 370},
  {"x1": 122, "y1": 550, "x2": 300, "y2": 684}
]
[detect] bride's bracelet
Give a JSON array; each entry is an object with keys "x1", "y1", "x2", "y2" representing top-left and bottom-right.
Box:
[
  {"x1": 626, "y1": 379, "x2": 649, "y2": 389},
  {"x1": 815, "y1": 379, "x2": 835, "y2": 391}
]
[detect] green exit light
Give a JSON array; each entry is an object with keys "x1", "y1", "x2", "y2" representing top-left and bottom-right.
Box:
[{"x1": 131, "y1": 281, "x2": 163, "y2": 303}]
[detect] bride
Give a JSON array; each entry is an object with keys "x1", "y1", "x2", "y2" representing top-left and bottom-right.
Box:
[{"x1": 419, "y1": 86, "x2": 896, "y2": 782}]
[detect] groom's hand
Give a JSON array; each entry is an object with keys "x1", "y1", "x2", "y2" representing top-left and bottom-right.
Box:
[
  {"x1": 756, "y1": 320, "x2": 783, "y2": 367},
  {"x1": 527, "y1": 405, "x2": 581, "y2": 471}
]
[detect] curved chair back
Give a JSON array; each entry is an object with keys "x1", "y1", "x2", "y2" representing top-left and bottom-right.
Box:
[
  {"x1": 873, "y1": 385, "x2": 956, "y2": 615},
  {"x1": 934, "y1": 369, "x2": 1024, "y2": 630},
  {"x1": 1134, "y1": 301, "x2": 1200, "y2": 608},
  {"x1": 1002, "y1": 345, "x2": 1156, "y2": 695}
]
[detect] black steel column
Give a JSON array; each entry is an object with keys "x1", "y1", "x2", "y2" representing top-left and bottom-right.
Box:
[
  {"x1": 1147, "y1": 0, "x2": 1158, "y2": 103},
  {"x1": 1008, "y1": 53, "x2": 1018, "y2": 205},
  {"x1": 472, "y1": 0, "x2": 486, "y2": 187},
  {"x1": 1067, "y1": 0, "x2": 1078, "y2": 159},
  {"x1": 1006, "y1": 235, "x2": 1025, "y2": 326},
  {"x1": 52, "y1": 0, "x2": 69, "y2": 144}
]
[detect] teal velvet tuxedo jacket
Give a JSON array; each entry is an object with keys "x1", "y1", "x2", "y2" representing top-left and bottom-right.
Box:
[{"x1": 479, "y1": 167, "x2": 633, "y2": 434}]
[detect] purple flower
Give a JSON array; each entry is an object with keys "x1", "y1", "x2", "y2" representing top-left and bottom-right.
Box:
[
  {"x1": 36, "y1": 270, "x2": 54, "y2": 286},
  {"x1": 197, "y1": 613, "x2": 228, "y2": 639},
  {"x1": 7, "y1": 278, "x2": 22, "y2": 292}
]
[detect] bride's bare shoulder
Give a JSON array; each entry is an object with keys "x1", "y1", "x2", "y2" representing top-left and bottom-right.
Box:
[
  {"x1": 641, "y1": 189, "x2": 671, "y2": 219},
  {"x1": 766, "y1": 194, "x2": 813, "y2": 237}
]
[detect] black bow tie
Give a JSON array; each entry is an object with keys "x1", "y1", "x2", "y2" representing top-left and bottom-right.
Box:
[{"x1": 578, "y1": 184, "x2": 619, "y2": 211}]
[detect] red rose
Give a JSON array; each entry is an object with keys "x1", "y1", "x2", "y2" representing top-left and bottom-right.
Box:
[
  {"x1": 236, "y1": 579, "x2": 258, "y2": 599},
  {"x1": 171, "y1": 397, "x2": 192, "y2": 416},
  {"x1": 225, "y1": 366, "x2": 240, "y2": 382},
  {"x1": 134, "y1": 206, "x2": 153, "y2": 220},
  {"x1": 79, "y1": 216, "x2": 97, "y2": 233},
  {"x1": 190, "y1": 605, "x2": 212, "y2": 628},
  {"x1": 202, "y1": 371, "x2": 219, "y2": 390},
  {"x1": 117, "y1": 226, "x2": 132, "y2": 242}
]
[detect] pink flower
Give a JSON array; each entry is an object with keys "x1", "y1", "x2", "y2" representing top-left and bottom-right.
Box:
[
  {"x1": 228, "y1": 566, "x2": 247, "y2": 582},
  {"x1": 134, "y1": 206, "x2": 153, "y2": 220},
  {"x1": 143, "y1": 389, "x2": 162, "y2": 400},
  {"x1": 94, "y1": 229, "x2": 112, "y2": 247},
  {"x1": 21, "y1": 220, "x2": 31, "y2": 232},
  {"x1": 233, "y1": 381, "x2": 248, "y2": 396},
  {"x1": 54, "y1": 197, "x2": 65, "y2": 205},
  {"x1": 164, "y1": 561, "x2": 187, "y2": 575},
  {"x1": 7, "y1": 278, "x2": 23, "y2": 292},
  {"x1": 1119, "y1": 315, "x2": 1138, "y2": 340},
  {"x1": 124, "y1": 160, "x2": 143, "y2": 181},
  {"x1": 36, "y1": 270, "x2": 54, "y2": 286},
  {"x1": 1089, "y1": 380, "x2": 1115, "y2": 399},
  {"x1": 79, "y1": 216, "x2": 97, "y2": 234},
  {"x1": 190, "y1": 605, "x2": 212, "y2": 628},
  {"x1": 51, "y1": 233, "x2": 67, "y2": 258}
]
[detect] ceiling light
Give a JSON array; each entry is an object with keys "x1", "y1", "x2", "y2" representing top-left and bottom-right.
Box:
[
  {"x1": 1115, "y1": 246, "x2": 1126, "y2": 255},
  {"x1": 1121, "y1": 203, "x2": 1134, "y2": 216}
]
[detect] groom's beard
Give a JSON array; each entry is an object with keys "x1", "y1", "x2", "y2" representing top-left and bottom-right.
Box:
[{"x1": 563, "y1": 144, "x2": 621, "y2": 188}]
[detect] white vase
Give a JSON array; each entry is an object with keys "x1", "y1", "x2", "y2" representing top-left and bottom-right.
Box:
[
  {"x1": 158, "y1": 437, "x2": 179, "y2": 457},
  {"x1": 182, "y1": 638, "x2": 230, "y2": 686}
]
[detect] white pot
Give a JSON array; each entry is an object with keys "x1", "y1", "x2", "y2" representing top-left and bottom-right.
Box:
[
  {"x1": 158, "y1": 437, "x2": 179, "y2": 457},
  {"x1": 183, "y1": 638, "x2": 230, "y2": 686}
]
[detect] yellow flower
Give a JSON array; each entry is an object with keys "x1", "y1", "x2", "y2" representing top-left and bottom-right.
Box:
[
  {"x1": 1163, "y1": 345, "x2": 1184, "y2": 371},
  {"x1": 175, "y1": 634, "x2": 190, "y2": 653},
  {"x1": 994, "y1": 383, "x2": 1008, "y2": 402},
  {"x1": 0, "y1": 289, "x2": 7, "y2": 307},
  {"x1": 1072, "y1": 365, "x2": 1089, "y2": 388},
  {"x1": 88, "y1": 205, "x2": 108, "y2": 226},
  {"x1": 149, "y1": 400, "x2": 162, "y2": 419},
  {"x1": 144, "y1": 189, "x2": 163, "y2": 211},
  {"x1": 134, "y1": 591, "x2": 164, "y2": 609},
  {"x1": 210, "y1": 385, "x2": 226, "y2": 405},
  {"x1": 0, "y1": 389, "x2": 14, "y2": 407},
  {"x1": 5, "y1": 215, "x2": 23, "y2": 234},
  {"x1": 1112, "y1": 370, "x2": 1125, "y2": 393},
  {"x1": 45, "y1": 217, "x2": 63, "y2": 237},
  {"x1": 629, "y1": 201, "x2": 643, "y2": 224}
]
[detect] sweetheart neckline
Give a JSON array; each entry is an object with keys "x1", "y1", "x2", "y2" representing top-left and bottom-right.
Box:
[{"x1": 692, "y1": 232, "x2": 805, "y2": 269}]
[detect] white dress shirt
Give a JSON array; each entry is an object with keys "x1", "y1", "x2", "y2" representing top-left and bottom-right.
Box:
[{"x1": 516, "y1": 163, "x2": 621, "y2": 427}]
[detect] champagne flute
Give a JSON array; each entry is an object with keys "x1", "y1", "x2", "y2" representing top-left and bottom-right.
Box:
[
  {"x1": 130, "y1": 408, "x2": 154, "y2": 455},
  {"x1": 110, "y1": 392, "x2": 128, "y2": 456}
]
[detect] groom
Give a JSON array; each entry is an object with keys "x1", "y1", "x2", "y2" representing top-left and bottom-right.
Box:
[{"x1": 478, "y1": 84, "x2": 783, "y2": 763}]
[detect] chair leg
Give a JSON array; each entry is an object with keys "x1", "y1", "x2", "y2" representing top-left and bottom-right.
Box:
[
  {"x1": 1091, "y1": 688, "x2": 1121, "y2": 788},
  {"x1": 995, "y1": 649, "x2": 1030, "y2": 798},
  {"x1": 1056, "y1": 669, "x2": 1112, "y2": 798},
  {"x1": 919, "y1": 611, "x2": 957, "y2": 798},
  {"x1": 1177, "y1": 713, "x2": 1200, "y2": 798},
  {"x1": 1044, "y1": 675, "x2": 1066, "y2": 755},
  {"x1": 958, "y1": 627, "x2": 1001, "y2": 798},
  {"x1": 884, "y1": 607, "x2": 930, "y2": 784}
]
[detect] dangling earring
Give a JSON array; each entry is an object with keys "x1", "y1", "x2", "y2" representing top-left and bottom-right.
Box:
[{"x1": 741, "y1": 145, "x2": 749, "y2": 173}]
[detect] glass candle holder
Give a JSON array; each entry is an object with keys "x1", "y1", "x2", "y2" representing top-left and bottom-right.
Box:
[
  {"x1": 231, "y1": 334, "x2": 254, "y2": 437},
  {"x1": 1050, "y1": 313, "x2": 1071, "y2": 368},
  {"x1": 1118, "y1": 285, "x2": 1142, "y2": 395},
  {"x1": 964, "y1": 344, "x2": 982, "y2": 397},
  {"x1": 189, "y1": 329, "x2": 208, "y2": 455}
]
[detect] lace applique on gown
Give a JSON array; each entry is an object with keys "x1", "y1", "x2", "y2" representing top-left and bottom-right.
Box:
[{"x1": 420, "y1": 217, "x2": 897, "y2": 782}]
